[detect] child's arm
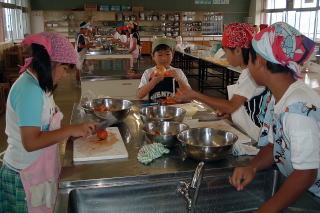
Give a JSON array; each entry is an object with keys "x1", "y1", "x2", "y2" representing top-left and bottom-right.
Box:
[
  {"x1": 136, "y1": 75, "x2": 164, "y2": 99},
  {"x1": 230, "y1": 143, "x2": 275, "y2": 191},
  {"x1": 177, "y1": 81, "x2": 247, "y2": 114},
  {"x1": 255, "y1": 169, "x2": 317, "y2": 213},
  {"x1": 20, "y1": 122, "x2": 96, "y2": 152}
]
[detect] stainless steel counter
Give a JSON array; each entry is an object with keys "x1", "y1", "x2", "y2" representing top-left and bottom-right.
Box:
[
  {"x1": 55, "y1": 102, "x2": 320, "y2": 213},
  {"x1": 59, "y1": 102, "x2": 253, "y2": 189},
  {"x1": 80, "y1": 57, "x2": 153, "y2": 81}
]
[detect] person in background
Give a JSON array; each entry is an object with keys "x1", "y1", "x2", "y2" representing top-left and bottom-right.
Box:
[
  {"x1": 0, "y1": 32, "x2": 96, "y2": 212},
  {"x1": 177, "y1": 23, "x2": 271, "y2": 141},
  {"x1": 137, "y1": 38, "x2": 190, "y2": 102},
  {"x1": 112, "y1": 27, "x2": 121, "y2": 40},
  {"x1": 112, "y1": 26, "x2": 129, "y2": 45},
  {"x1": 230, "y1": 22, "x2": 320, "y2": 213},
  {"x1": 75, "y1": 21, "x2": 91, "y2": 70},
  {"x1": 127, "y1": 22, "x2": 141, "y2": 70}
]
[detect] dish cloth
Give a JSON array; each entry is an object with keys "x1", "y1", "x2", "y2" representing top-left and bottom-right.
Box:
[
  {"x1": 137, "y1": 143, "x2": 169, "y2": 164},
  {"x1": 232, "y1": 142, "x2": 259, "y2": 156}
]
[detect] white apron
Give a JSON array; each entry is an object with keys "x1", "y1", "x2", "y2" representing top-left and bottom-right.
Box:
[{"x1": 227, "y1": 84, "x2": 261, "y2": 141}]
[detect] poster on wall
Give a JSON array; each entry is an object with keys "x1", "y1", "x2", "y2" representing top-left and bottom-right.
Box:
[
  {"x1": 212, "y1": 0, "x2": 230, "y2": 4},
  {"x1": 195, "y1": 0, "x2": 213, "y2": 5}
]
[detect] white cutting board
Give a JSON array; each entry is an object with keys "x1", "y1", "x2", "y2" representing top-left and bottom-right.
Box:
[{"x1": 73, "y1": 127, "x2": 128, "y2": 162}]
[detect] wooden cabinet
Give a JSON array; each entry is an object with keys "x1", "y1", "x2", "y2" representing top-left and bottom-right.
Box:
[{"x1": 140, "y1": 41, "x2": 152, "y2": 55}]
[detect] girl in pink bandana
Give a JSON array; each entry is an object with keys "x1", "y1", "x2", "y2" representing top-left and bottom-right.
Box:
[
  {"x1": 230, "y1": 22, "x2": 320, "y2": 213},
  {"x1": 0, "y1": 32, "x2": 96, "y2": 213}
]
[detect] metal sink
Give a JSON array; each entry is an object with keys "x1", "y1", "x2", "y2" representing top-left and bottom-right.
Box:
[
  {"x1": 86, "y1": 49, "x2": 128, "y2": 56},
  {"x1": 67, "y1": 169, "x2": 320, "y2": 213}
]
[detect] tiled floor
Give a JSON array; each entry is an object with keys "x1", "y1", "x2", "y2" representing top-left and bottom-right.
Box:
[{"x1": 0, "y1": 58, "x2": 225, "y2": 158}]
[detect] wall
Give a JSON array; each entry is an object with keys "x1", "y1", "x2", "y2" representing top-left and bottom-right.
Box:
[{"x1": 30, "y1": 0, "x2": 251, "y2": 24}]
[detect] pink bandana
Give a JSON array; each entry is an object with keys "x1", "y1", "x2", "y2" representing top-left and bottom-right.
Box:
[
  {"x1": 19, "y1": 32, "x2": 78, "y2": 73},
  {"x1": 221, "y1": 23, "x2": 256, "y2": 49}
]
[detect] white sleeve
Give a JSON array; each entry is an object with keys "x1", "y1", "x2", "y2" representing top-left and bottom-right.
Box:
[
  {"x1": 234, "y1": 69, "x2": 261, "y2": 100},
  {"x1": 177, "y1": 69, "x2": 191, "y2": 88},
  {"x1": 138, "y1": 70, "x2": 151, "y2": 88},
  {"x1": 283, "y1": 113, "x2": 320, "y2": 170}
]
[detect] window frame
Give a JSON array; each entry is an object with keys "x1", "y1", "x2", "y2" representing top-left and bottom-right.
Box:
[
  {"x1": 0, "y1": 0, "x2": 29, "y2": 42},
  {"x1": 262, "y1": 0, "x2": 320, "y2": 41}
]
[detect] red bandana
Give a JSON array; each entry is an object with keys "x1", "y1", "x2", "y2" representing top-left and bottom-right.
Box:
[{"x1": 221, "y1": 23, "x2": 255, "y2": 49}]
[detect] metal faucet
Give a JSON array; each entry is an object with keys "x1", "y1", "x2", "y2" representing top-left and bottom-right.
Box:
[{"x1": 177, "y1": 162, "x2": 205, "y2": 213}]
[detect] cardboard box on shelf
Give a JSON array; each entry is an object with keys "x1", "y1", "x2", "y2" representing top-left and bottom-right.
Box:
[
  {"x1": 132, "y1": 6, "x2": 143, "y2": 13},
  {"x1": 84, "y1": 3, "x2": 97, "y2": 11}
]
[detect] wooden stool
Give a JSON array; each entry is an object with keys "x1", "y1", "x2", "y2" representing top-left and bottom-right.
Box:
[{"x1": 0, "y1": 83, "x2": 10, "y2": 115}]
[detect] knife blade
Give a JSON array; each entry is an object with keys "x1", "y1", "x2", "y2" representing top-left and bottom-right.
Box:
[{"x1": 93, "y1": 119, "x2": 112, "y2": 134}]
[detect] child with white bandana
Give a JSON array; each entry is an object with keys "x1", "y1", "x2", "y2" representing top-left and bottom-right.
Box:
[{"x1": 230, "y1": 22, "x2": 320, "y2": 213}]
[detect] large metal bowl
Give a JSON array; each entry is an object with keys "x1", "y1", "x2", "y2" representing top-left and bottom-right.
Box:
[
  {"x1": 177, "y1": 128, "x2": 238, "y2": 161},
  {"x1": 143, "y1": 121, "x2": 189, "y2": 148},
  {"x1": 82, "y1": 98, "x2": 133, "y2": 123},
  {"x1": 140, "y1": 106, "x2": 186, "y2": 123}
]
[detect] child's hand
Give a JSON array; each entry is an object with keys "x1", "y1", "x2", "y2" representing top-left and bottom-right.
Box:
[
  {"x1": 229, "y1": 166, "x2": 256, "y2": 191},
  {"x1": 216, "y1": 111, "x2": 230, "y2": 120},
  {"x1": 68, "y1": 122, "x2": 97, "y2": 138},
  {"x1": 152, "y1": 73, "x2": 164, "y2": 84},
  {"x1": 167, "y1": 69, "x2": 180, "y2": 80},
  {"x1": 175, "y1": 83, "x2": 196, "y2": 102}
]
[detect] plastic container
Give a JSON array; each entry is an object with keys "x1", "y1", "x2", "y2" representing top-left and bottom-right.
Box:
[
  {"x1": 100, "y1": 5, "x2": 110, "y2": 11},
  {"x1": 110, "y1": 5, "x2": 121, "y2": 11}
]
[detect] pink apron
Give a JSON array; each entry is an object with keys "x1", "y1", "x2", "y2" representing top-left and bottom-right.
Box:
[{"x1": 19, "y1": 110, "x2": 63, "y2": 213}]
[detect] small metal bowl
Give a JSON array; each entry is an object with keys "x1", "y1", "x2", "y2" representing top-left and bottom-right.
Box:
[
  {"x1": 177, "y1": 128, "x2": 238, "y2": 161},
  {"x1": 143, "y1": 121, "x2": 189, "y2": 148},
  {"x1": 139, "y1": 106, "x2": 186, "y2": 123},
  {"x1": 82, "y1": 98, "x2": 133, "y2": 123}
]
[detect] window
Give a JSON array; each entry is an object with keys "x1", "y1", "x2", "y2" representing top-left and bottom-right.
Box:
[
  {"x1": 263, "y1": 0, "x2": 320, "y2": 42},
  {"x1": 265, "y1": 0, "x2": 286, "y2": 9},
  {"x1": 294, "y1": 0, "x2": 317, "y2": 8},
  {"x1": 0, "y1": 0, "x2": 29, "y2": 42}
]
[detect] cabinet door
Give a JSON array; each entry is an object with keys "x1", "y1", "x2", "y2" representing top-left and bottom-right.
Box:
[
  {"x1": 141, "y1": 41, "x2": 152, "y2": 55},
  {"x1": 81, "y1": 79, "x2": 147, "y2": 100}
]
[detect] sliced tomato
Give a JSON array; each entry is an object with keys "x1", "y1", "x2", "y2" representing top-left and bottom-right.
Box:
[{"x1": 97, "y1": 130, "x2": 108, "y2": 140}]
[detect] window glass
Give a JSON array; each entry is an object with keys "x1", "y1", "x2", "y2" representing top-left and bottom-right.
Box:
[
  {"x1": 294, "y1": 0, "x2": 317, "y2": 8},
  {"x1": 265, "y1": 0, "x2": 286, "y2": 9}
]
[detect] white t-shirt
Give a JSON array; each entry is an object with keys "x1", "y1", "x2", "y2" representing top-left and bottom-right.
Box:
[
  {"x1": 138, "y1": 66, "x2": 191, "y2": 89},
  {"x1": 229, "y1": 68, "x2": 266, "y2": 141},
  {"x1": 119, "y1": 35, "x2": 128, "y2": 43},
  {"x1": 234, "y1": 68, "x2": 266, "y2": 99},
  {"x1": 268, "y1": 80, "x2": 320, "y2": 170},
  {"x1": 113, "y1": 31, "x2": 121, "y2": 40},
  {"x1": 4, "y1": 72, "x2": 57, "y2": 170}
]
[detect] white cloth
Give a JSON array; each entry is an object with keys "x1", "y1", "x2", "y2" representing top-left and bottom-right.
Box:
[
  {"x1": 138, "y1": 66, "x2": 191, "y2": 89},
  {"x1": 119, "y1": 35, "x2": 128, "y2": 43},
  {"x1": 113, "y1": 31, "x2": 121, "y2": 40},
  {"x1": 268, "y1": 80, "x2": 320, "y2": 170},
  {"x1": 228, "y1": 68, "x2": 265, "y2": 141}
]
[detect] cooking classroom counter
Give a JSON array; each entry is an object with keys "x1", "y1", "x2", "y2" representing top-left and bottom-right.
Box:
[
  {"x1": 55, "y1": 101, "x2": 255, "y2": 212},
  {"x1": 55, "y1": 101, "x2": 320, "y2": 213}
]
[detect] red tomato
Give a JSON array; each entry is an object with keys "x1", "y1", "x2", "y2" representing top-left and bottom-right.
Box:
[{"x1": 97, "y1": 130, "x2": 108, "y2": 140}]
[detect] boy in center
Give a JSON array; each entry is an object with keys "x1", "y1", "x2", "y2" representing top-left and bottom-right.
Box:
[{"x1": 137, "y1": 38, "x2": 190, "y2": 102}]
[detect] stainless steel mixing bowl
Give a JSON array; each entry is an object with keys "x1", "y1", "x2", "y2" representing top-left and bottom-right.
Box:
[
  {"x1": 143, "y1": 121, "x2": 189, "y2": 148},
  {"x1": 82, "y1": 98, "x2": 133, "y2": 123},
  {"x1": 139, "y1": 106, "x2": 186, "y2": 123},
  {"x1": 177, "y1": 128, "x2": 238, "y2": 161}
]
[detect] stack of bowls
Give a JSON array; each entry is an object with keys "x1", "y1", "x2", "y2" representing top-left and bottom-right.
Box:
[{"x1": 140, "y1": 105, "x2": 188, "y2": 147}]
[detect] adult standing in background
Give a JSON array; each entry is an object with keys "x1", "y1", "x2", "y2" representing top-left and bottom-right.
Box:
[
  {"x1": 75, "y1": 21, "x2": 91, "y2": 71},
  {"x1": 127, "y1": 22, "x2": 141, "y2": 70}
]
